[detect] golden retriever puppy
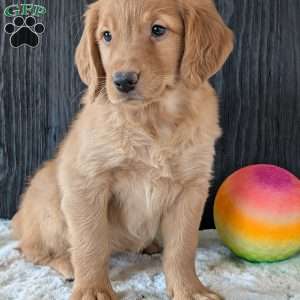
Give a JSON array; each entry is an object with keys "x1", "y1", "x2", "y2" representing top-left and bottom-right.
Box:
[{"x1": 12, "y1": 0, "x2": 233, "y2": 299}]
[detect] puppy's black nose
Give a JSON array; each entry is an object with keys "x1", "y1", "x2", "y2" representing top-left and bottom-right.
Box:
[{"x1": 113, "y1": 72, "x2": 139, "y2": 93}]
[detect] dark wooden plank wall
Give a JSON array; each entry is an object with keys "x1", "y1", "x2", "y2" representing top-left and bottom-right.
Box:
[{"x1": 0, "y1": 1, "x2": 299, "y2": 229}]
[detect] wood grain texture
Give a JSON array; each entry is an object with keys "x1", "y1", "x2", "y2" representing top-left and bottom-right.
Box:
[
  {"x1": 0, "y1": 0, "x2": 89, "y2": 217},
  {"x1": 0, "y1": 1, "x2": 299, "y2": 229}
]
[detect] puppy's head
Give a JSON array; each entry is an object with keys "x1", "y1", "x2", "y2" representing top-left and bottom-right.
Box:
[{"x1": 76, "y1": 0, "x2": 233, "y2": 105}]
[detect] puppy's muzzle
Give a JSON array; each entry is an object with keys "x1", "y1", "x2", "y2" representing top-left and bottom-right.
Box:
[{"x1": 113, "y1": 71, "x2": 139, "y2": 93}]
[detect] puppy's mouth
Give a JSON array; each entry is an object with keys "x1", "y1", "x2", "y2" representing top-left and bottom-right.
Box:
[
  {"x1": 108, "y1": 81, "x2": 174, "y2": 106},
  {"x1": 121, "y1": 92, "x2": 145, "y2": 102},
  {"x1": 109, "y1": 91, "x2": 145, "y2": 105}
]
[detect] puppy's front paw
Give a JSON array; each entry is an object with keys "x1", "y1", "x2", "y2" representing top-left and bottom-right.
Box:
[
  {"x1": 189, "y1": 291, "x2": 223, "y2": 300},
  {"x1": 171, "y1": 285, "x2": 223, "y2": 300},
  {"x1": 173, "y1": 291, "x2": 222, "y2": 300},
  {"x1": 70, "y1": 287, "x2": 118, "y2": 300}
]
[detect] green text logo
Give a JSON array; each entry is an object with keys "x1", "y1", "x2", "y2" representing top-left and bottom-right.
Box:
[{"x1": 4, "y1": 4, "x2": 47, "y2": 17}]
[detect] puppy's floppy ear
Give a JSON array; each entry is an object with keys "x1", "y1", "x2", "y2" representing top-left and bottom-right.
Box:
[
  {"x1": 180, "y1": 0, "x2": 234, "y2": 87},
  {"x1": 75, "y1": 3, "x2": 104, "y2": 96}
]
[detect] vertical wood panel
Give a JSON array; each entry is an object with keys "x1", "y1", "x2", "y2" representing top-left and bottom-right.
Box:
[{"x1": 0, "y1": 1, "x2": 299, "y2": 228}]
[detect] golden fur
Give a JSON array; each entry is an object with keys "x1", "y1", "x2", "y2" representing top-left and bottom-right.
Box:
[{"x1": 12, "y1": 0, "x2": 233, "y2": 299}]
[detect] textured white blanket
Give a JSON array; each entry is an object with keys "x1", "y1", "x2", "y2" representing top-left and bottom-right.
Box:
[{"x1": 1, "y1": 220, "x2": 300, "y2": 300}]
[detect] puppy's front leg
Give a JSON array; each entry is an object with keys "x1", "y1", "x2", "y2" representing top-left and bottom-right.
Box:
[
  {"x1": 61, "y1": 174, "x2": 117, "y2": 300},
  {"x1": 161, "y1": 186, "x2": 222, "y2": 300}
]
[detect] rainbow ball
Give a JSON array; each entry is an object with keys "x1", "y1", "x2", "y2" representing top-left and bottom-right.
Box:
[{"x1": 214, "y1": 164, "x2": 300, "y2": 262}]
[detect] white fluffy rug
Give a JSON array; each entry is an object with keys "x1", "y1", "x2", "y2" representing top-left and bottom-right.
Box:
[{"x1": 1, "y1": 220, "x2": 300, "y2": 300}]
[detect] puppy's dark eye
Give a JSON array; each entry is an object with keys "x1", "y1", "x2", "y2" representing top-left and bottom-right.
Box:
[
  {"x1": 151, "y1": 25, "x2": 167, "y2": 38},
  {"x1": 103, "y1": 31, "x2": 112, "y2": 43}
]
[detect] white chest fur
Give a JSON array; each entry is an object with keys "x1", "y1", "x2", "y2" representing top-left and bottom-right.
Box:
[{"x1": 112, "y1": 165, "x2": 183, "y2": 245}]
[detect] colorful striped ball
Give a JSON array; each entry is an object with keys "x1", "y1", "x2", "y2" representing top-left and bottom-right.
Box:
[{"x1": 214, "y1": 164, "x2": 300, "y2": 262}]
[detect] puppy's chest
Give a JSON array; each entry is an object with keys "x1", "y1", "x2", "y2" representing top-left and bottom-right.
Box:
[
  {"x1": 112, "y1": 166, "x2": 183, "y2": 242},
  {"x1": 113, "y1": 130, "x2": 202, "y2": 219},
  {"x1": 120, "y1": 126, "x2": 205, "y2": 182}
]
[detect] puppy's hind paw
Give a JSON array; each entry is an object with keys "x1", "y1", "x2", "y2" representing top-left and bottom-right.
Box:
[{"x1": 142, "y1": 240, "x2": 162, "y2": 255}]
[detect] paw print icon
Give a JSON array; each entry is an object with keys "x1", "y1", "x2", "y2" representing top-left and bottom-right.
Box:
[{"x1": 4, "y1": 16, "x2": 45, "y2": 48}]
